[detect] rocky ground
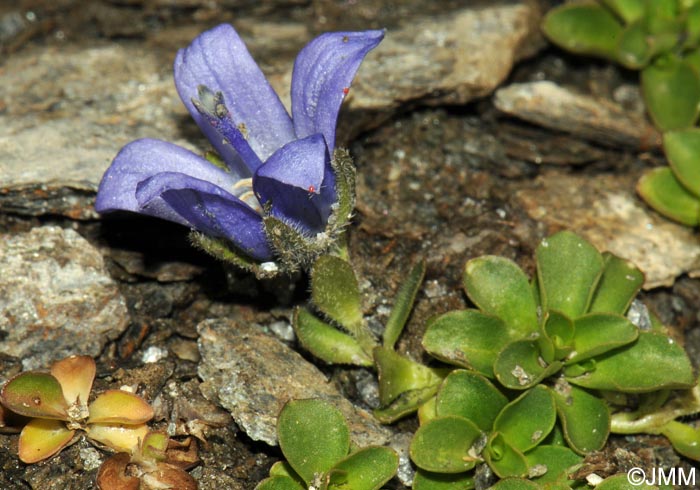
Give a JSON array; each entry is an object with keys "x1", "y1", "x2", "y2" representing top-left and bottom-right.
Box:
[{"x1": 0, "y1": 0, "x2": 698, "y2": 489}]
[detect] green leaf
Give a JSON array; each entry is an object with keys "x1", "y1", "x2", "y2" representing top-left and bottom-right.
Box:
[
  {"x1": 525, "y1": 445, "x2": 583, "y2": 483},
  {"x1": 293, "y1": 307, "x2": 372, "y2": 366},
  {"x1": 494, "y1": 340, "x2": 562, "y2": 390},
  {"x1": 637, "y1": 166, "x2": 700, "y2": 226},
  {"x1": 410, "y1": 416, "x2": 482, "y2": 473},
  {"x1": 641, "y1": 55, "x2": 700, "y2": 131},
  {"x1": 374, "y1": 347, "x2": 447, "y2": 407},
  {"x1": 567, "y1": 313, "x2": 639, "y2": 364},
  {"x1": 659, "y1": 420, "x2": 700, "y2": 460},
  {"x1": 541, "y1": 310, "x2": 574, "y2": 362},
  {"x1": 483, "y1": 433, "x2": 529, "y2": 478},
  {"x1": 552, "y1": 384, "x2": 610, "y2": 454},
  {"x1": 486, "y1": 478, "x2": 540, "y2": 490},
  {"x1": 588, "y1": 252, "x2": 644, "y2": 315},
  {"x1": 311, "y1": 255, "x2": 364, "y2": 335},
  {"x1": 436, "y1": 370, "x2": 508, "y2": 431},
  {"x1": 663, "y1": 128, "x2": 700, "y2": 197},
  {"x1": 255, "y1": 476, "x2": 306, "y2": 490},
  {"x1": 493, "y1": 386, "x2": 556, "y2": 453},
  {"x1": 542, "y1": 3, "x2": 623, "y2": 59},
  {"x1": 685, "y1": 3, "x2": 700, "y2": 48},
  {"x1": 277, "y1": 399, "x2": 350, "y2": 485},
  {"x1": 1, "y1": 372, "x2": 68, "y2": 420},
  {"x1": 463, "y1": 256, "x2": 538, "y2": 337},
  {"x1": 596, "y1": 474, "x2": 659, "y2": 489},
  {"x1": 412, "y1": 470, "x2": 475, "y2": 490},
  {"x1": 567, "y1": 331, "x2": 696, "y2": 392},
  {"x1": 423, "y1": 310, "x2": 512, "y2": 377},
  {"x1": 329, "y1": 447, "x2": 398, "y2": 490},
  {"x1": 602, "y1": 0, "x2": 646, "y2": 23},
  {"x1": 615, "y1": 20, "x2": 652, "y2": 68},
  {"x1": 536, "y1": 231, "x2": 604, "y2": 319},
  {"x1": 18, "y1": 418, "x2": 74, "y2": 464},
  {"x1": 685, "y1": 47, "x2": 700, "y2": 75},
  {"x1": 384, "y1": 260, "x2": 425, "y2": 349},
  {"x1": 373, "y1": 386, "x2": 439, "y2": 424}
]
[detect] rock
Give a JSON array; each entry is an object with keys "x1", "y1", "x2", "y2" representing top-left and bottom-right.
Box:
[
  {"x1": 515, "y1": 170, "x2": 700, "y2": 289},
  {"x1": 0, "y1": 226, "x2": 129, "y2": 369},
  {"x1": 494, "y1": 81, "x2": 661, "y2": 150},
  {"x1": 197, "y1": 318, "x2": 392, "y2": 447}
]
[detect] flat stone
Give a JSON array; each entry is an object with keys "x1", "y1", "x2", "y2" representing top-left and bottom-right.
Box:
[
  {"x1": 0, "y1": 226, "x2": 129, "y2": 369},
  {"x1": 197, "y1": 318, "x2": 392, "y2": 447},
  {"x1": 494, "y1": 81, "x2": 661, "y2": 150},
  {"x1": 515, "y1": 170, "x2": 700, "y2": 289}
]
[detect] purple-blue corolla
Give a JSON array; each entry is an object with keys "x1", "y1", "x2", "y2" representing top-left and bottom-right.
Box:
[{"x1": 96, "y1": 24, "x2": 383, "y2": 263}]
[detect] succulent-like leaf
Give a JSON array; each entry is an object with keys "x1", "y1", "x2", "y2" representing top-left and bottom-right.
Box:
[
  {"x1": 50, "y1": 355, "x2": 96, "y2": 406},
  {"x1": 486, "y1": 478, "x2": 540, "y2": 490},
  {"x1": 596, "y1": 474, "x2": 658, "y2": 489},
  {"x1": 542, "y1": 3, "x2": 623, "y2": 59},
  {"x1": 541, "y1": 310, "x2": 574, "y2": 362},
  {"x1": 412, "y1": 470, "x2": 475, "y2": 490},
  {"x1": 588, "y1": 253, "x2": 644, "y2": 315},
  {"x1": 637, "y1": 166, "x2": 700, "y2": 226},
  {"x1": 525, "y1": 445, "x2": 582, "y2": 483},
  {"x1": 374, "y1": 346, "x2": 447, "y2": 407},
  {"x1": 493, "y1": 386, "x2": 556, "y2": 454},
  {"x1": 663, "y1": 128, "x2": 700, "y2": 197},
  {"x1": 255, "y1": 476, "x2": 306, "y2": 490},
  {"x1": 463, "y1": 256, "x2": 538, "y2": 338},
  {"x1": 1, "y1": 372, "x2": 68, "y2": 420},
  {"x1": 435, "y1": 370, "x2": 507, "y2": 431},
  {"x1": 328, "y1": 446, "x2": 398, "y2": 490},
  {"x1": 494, "y1": 340, "x2": 562, "y2": 390},
  {"x1": 568, "y1": 331, "x2": 696, "y2": 392},
  {"x1": 615, "y1": 20, "x2": 652, "y2": 68},
  {"x1": 567, "y1": 313, "x2": 638, "y2": 364},
  {"x1": 536, "y1": 231, "x2": 604, "y2": 319},
  {"x1": 269, "y1": 461, "x2": 303, "y2": 481},
  {"x1": 87, "y1": 422, "x2": 150, "y2": 453},
  {"x1": 277, "y1": 399, "x2": 350, "y2": 485},
  {"x1": 602, "y1": 0, "x2": 646, "y2": 24},
  {"x1": 88, "y1": 390, "x2": 154, "y2": 425},
  {"x1": 483, "y1": 433, "x2": 528, "y2": 478},
  {"x1": 311, "y1": 255, "x2": 364, "y2": 335},
  {"x1": 659, "y1": 420, "x2": 700, "y2": 461},
  {"x1": 140, "y1": 431, "x2": 169, "y2": 462},
  {"x1": 18, "y1": 418, "x2": 75, "y2": 463},
  {"x1": 409, "y1": 416, "x2": 482, "y2": 473},
  {"x1": 373, "y1": 385, "x2": 440, "y2": 424},
  {"x1": 422, "y1": 310, "x2": 511, "y2": 377},
  {"x1": 642, "y1": 55, "x2": 700, "y2": 131},
  {"x1": 686, "y1": 3, "x2": 700, "y2": 48},
  {"x1": 552, "y1": 384, "x2": 609, "y2": 454},
  {"x1": 383, "y1": 260, "x2": 425, "y2": 349},
  {"x1": 293, "y1": 307, "x2": 372, "y2": 366}
]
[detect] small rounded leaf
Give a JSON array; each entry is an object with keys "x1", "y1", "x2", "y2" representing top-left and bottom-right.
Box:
[
  {"x1": 493, "y1": 386, "x2": 556, "y2": 453},
  {"x1": 487, "y1": 479, "x2": 540, "y2": 490},
  {"x1": 525, "y1": 445, "x2": 582, "y2": 483},
  {"x1": 552, "y1": 384, "x2": 610, "y2": 454},
  {"x1": 88, "y1": 390, "x2": 154, "y2": 425},
  {"x1": 637, "y1": 166, "x2": 700, "y2": 226},
  {"x1": 19, "y1": 418, "x2": 74, "y2": 463},
  {"x1": 255, "y1": 476, "x2": 306, "y2": 490},
  {"x1": 663, "y1": 128, "x2": 700, "y2": 197},
  {"x1": 483, "y1": 433, "x2": 529, "y2": 478},
  {"x1": 412, "y1": 470, "x2": 475, "y2": 490},
  {"x1": 588, "y1": 253, "x2": 644, "y2": 315},
  {"x1": 50, "y1": 355, "x2": 96, "y2": 406},
  {"x1": 87, "y1": 422, "x2": 150, "y2": 454},
  {"x1": 659, "y1": 420, "x2": 700, "y2": 461},
  {"x1": 494, "y1": 340, "x2": 561, "y2": 390},
  {"x1": 567, "y1": 313, "x2": 638, "y2": 364},
  {"x1": 277, "y1": 399, "x2": 350, "y2": 485},
  {"x1": 410, "y1": 416, "x2": 482, "y2": 473},
  {"x1": 329, "y1": 446, "x2": 398, "y2": 490},
  {"x1": 615, "y1": 21, "x2": 652, "y2": 68},
  {"x1": 1, "y1": 372, "x2": 68, "y2": 420},
  {"x1": 642, "y1": 56, "x2": 700, "y2": 131},
  {"x1": 436, "y1": 370, "x2": 507, "y2": 431}
]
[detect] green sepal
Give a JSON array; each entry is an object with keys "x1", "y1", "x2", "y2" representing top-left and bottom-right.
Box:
[
  {"x1": 641, "y1": 55, "x2": 700, "y2": 131},
  {"x1": 525, "y1": 445, "x2": 583, "y2": 483},
  {"x1": 494, "y1": 340, "x2": 562, "y2": 390},
  {"x1": 412, "y1": 470, "x2": 475, "y2": 490},
  {"x1": 326, "y1": 148, "x2": 356, "y2": 233},
  {"x1": 422, "y1": 310, "x2": 512, "y2": 377},
  {"x1": 374, "y1": 346, "x2": 447, "y2": 407},
  {"x1": 435, "y1": 370, "x2": 508, "y2": 431},
  {"x1": 493, "y1": 386, "x2": 556, "y2": 454},
  {"x1": 483, "y1": 432, "x2": 529, "y2": 478},
  {"x1": 536, "y1": 231, "x2": 604, "y2": 319},
  {"x1": 409, "y1": 416, "x2": 482, "y2": 473},
  {"x1": 190, "y1": 232, "x2": 279, "y2": 279},
  {"x1": 588, "y1": 252, "x2": 644, "y2": 315},
  {"x1": 566, "y1": 313, "x2": 638, "y2": 365},
  {"x1": 277, "y1": 399, "x2": 350, "y2": 485},
  {"x1": 542, "y1": 3, "x2": 623, "y2": 59},
  {"x1": 552, "y1": 383, "x2": 610, "y2": 454},
  {"x1": 637, "y1": 166, "x2": 700, "y2": 226},
  {"x1": 663, "y1": 128, "x2": 700, "y2": 197},
  {"x1": 463, "y1": 256, "x2": 539, "y2": 338},
  {"x1": 566, "y1": 331, "x2": 696, "y2": 392},
  {"x1": 1, "y1": 372, "x2": 68, "y2": 420},
  {"x1": 383, "y1": 259, "x2": 426, "y2": 349},
  {"x1": 328, "y1": 446, "x2": 398, "y2": 490},
  {"x1": 293, "y1": 307, "x2": 372, "y2": 366},
  {"x1": 263, "y1": 216, "x2": 320, "y2": 272}
]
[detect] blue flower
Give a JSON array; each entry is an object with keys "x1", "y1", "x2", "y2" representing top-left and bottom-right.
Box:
[{"x1": 96, "y1": 24, "x2": 383, "y2": 264}]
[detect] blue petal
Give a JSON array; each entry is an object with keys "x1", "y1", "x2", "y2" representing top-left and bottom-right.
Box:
[
  {"x1": 95, "y1": 138, "x2": 238, "y2": 225},
  {"x1": 254, "y1": 134, "x2": 335, "y2": 234},
  {"x1": 136, "y1": 172, "x2": 272, "y2": 261},
  {"x1": 174, "y1": 24, "x2": 295, "y2": 170},
  {"x1": 291, "y1": 30, "x2": 384, "y2": 150}
]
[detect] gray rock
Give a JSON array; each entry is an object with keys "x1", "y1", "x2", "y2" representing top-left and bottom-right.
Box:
[
  {"x1": 197, "y1": 318, "x2": 392, "y2": 447},
  {"x1": 0, "y1": 226, "x2": 129, "y2": 369},
  {"x1": 494, "y1": 81, "x2": 661, "y2": 150}
]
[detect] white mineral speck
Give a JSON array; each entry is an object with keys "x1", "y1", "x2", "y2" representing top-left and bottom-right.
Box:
[{"x1": 141, "y1": 345, "x2": 168, "y2": 363}]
